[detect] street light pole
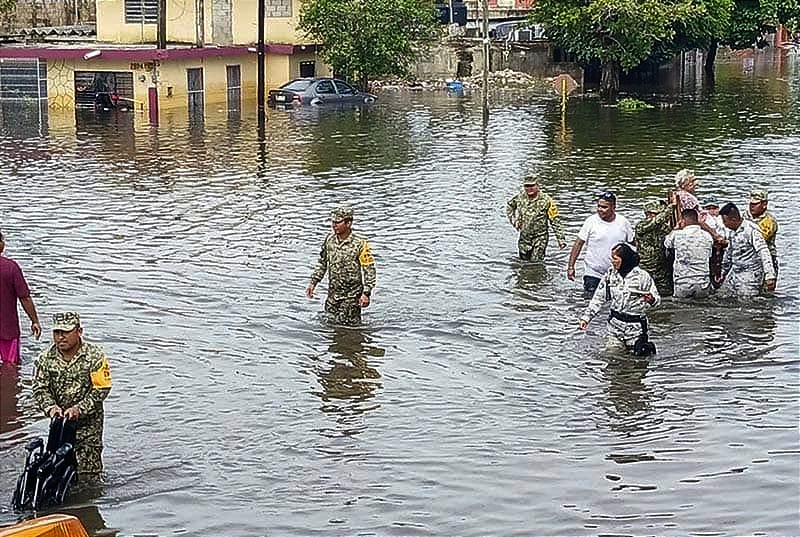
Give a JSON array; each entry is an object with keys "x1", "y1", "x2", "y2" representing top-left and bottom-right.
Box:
[
  {"x1": 481, "y1": 0, "x2": 489, "y2": 122},
  {"x1": 257, "y1": 0, "x2": 266, "y2": 133}
]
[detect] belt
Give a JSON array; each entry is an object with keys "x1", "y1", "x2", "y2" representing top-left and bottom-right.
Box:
[{"x1": 609, "y1": 309, "x2": 649, "y2": 335}]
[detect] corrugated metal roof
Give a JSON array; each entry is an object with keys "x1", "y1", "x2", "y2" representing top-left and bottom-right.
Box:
[{"x1": 18, "y1": 24, "x2": 96, "y2": 37}]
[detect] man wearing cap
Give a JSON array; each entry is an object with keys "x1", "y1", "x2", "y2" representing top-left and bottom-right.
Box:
[
  {"x1": 718, "y1": 203, "x2": 776, "y2": 298},
  {"x1": 567, "y1": 191, "x2": 634, "y2": 297},
  {"x1": 0, "y1": 229, "x2": 42, "y2": 365},
  {"x1": 747, "y1": 190, "x2": 778, "y2": 276},
  {"x1": 32, "y1": 312, "x2": 112, "y2": 476},
  {"x1": 306, "y1": 206, "x2": 377, "y2": 326},
  {"x1": 634, "y1": 198, "x2": 676, "y2": 296},
  {"x1": 506, "y1": 176, "x2": 566, "y2": 261}
]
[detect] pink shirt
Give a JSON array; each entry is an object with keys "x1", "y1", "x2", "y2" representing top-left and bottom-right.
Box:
[
  {"x1": 676, "y1": 189, "x2": 708, "y2": 225},
  {"x1": 0, "y1": 256, "x2": 31, "y2": 340}
]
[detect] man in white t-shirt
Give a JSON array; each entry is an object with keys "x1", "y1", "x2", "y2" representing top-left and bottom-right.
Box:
[
  {"x1": 567, "y1": 191, "x2": 634, "y2": 297},
  {"x1": 664, "y1": 208, "x2": 714, "y2": 299}
]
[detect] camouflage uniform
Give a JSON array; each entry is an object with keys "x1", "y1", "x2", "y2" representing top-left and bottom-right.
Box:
[
  {"x1": 580, "y1": 266, "x2": 661, "y2": 349},
  {"x1": 747, "y1": 190, "x2": 778, "y2": 275},
  {"x1": 506, "y1": 188, "x2": 565, "y2": 261},
  {"x1": 634, "y1": 201, "x2": 674, "y2": 296},
  {"x1": 719, "y1": 220, "x2": 776, "y2": 299},
  {"x1": 310, "y1": 208, "x2": 376, "y2": 326},
  {"x1": 32, "y1": 314, "x2": 111, "y2": 476},
  {"x1": 664, "y1": 224, "x2": 713, "y2": 299}
]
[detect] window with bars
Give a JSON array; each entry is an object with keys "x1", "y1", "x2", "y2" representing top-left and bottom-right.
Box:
[
  {"x1": 125, "y1": 0, "x2": 158, "y2": 24},
  {"x1": 226, "y1": 65, "x2": 241, "y2": 112},
  {"x1": 187, "y1": 67, "x2": 204, "y2": 112},
  {"x1": 0, "y1": 58, "x2": 47, "y2": 100}
]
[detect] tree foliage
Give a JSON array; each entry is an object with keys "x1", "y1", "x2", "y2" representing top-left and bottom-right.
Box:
[
  {"x1": 723, "y1": 0, "x2": 800, "y2": 49},
  {"x1": 0, "y1": 0, "x2": 16, "y2": 15},
  {"x1": 299, "y1": 0, "x2": 439, "y2": 91}
]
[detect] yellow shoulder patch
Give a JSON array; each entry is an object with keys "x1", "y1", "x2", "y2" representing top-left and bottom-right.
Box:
[
  {"x1": 91, "y1": 357, "x2": 112, "y2": 389},
  {"x1": 758, "y1": 217, "x2": 776, "y2": 241},
  {"x1": 359, "y1": 241, "x2": 375, "y2": 266},
  {"x1": 548, "y1": 201, "x2": 560, "y2": 220}
]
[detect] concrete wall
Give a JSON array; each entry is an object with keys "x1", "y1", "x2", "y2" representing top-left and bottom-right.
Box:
[
  {"x1": 96, "y1": 0, "x2": 307, "y2": 45},
  {"x1": 415, "y1": 39, "x2": 583, "y2": 83},
  {"x1": 0, "y1": 0, "x2": 95, "y2": 33}
]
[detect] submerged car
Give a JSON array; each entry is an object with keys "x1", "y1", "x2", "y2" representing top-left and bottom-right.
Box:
[{"x1": 268, "y1": 78, "x2": 377, "y2": 107}]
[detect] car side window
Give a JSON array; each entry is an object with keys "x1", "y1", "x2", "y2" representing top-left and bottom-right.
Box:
[
  {"x1": 316, "y1": 80, "x2": 335, "y2": 94},
  {"x1": 334, "y1": 81, "x2": 355, "y2": 95}
]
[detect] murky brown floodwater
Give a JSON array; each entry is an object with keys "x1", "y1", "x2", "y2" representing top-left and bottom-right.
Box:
[{"x1": 1, "y1": 56, "x2": 798, "y2": 536}]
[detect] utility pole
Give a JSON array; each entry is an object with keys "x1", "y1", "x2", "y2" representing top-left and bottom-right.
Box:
[
  {"x1": 157, "y1": 0, "x2": 166, "y2": 49},
  {"x1": 196, "y1": 0, "x2": 205, "y2": 47},
  {"x1": 481, "y1": 0, "x2": 489, "y2": 122},
  {"x1": 257, "y1": 0, "x2": 266, "y2": 134}
]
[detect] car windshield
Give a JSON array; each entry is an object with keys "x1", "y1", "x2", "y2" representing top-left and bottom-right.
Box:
[{"x1": 281, "y1": 80, "x2": 312, "y2": 91}]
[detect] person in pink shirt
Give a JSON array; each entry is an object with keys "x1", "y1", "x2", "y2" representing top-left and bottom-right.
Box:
[
  {"x1": 673, "y1": 169, "x2": 723, "y2": 242},
  {"x1": 0, "y1": 230, "x2": 41, "y2": 364}
]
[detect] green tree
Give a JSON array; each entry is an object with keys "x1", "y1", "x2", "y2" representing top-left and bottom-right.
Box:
[
  {"x1": 723, "y1": 0, "x2": 800, "y2": 49},
  {"x1": 299, "y1": 0, "x2": 439, "y2": 91},
  {"x1": 0, "y1": 0, "x2": 16, "y2": 14},
  {"x1": 530, "y1": 0, "x2": 689, "y2": 97},
  {"x1": 530, "y1": 0, "x2": 736, "y2": 96}
]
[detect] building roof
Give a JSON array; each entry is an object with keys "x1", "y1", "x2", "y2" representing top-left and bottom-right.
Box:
[{"x1": 17, "y1": 24, "x2": 97, "y2": 37}]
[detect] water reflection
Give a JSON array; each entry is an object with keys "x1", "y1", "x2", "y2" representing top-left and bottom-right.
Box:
[
  {"x1": 0, "y1": 363, "x2": 21, "y2": 435},
  {"x1": 601, "y1": 355, "x2": 652, "y2": 432},
  {"x1": 512, "y1": 260, "x2": 549, "y2": 291},
  {"x1": 312, "y1": 328, "x2": 384, "y2": 436}
]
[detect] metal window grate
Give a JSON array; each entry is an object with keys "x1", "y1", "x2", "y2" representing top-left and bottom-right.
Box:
[
  {"x1": 0, "y1": 59, "x2": 48, "y2": 100},
  {"x1": 187, "y1": 67, "x2": 204, "y2": 112},
  {"x1": 125, "y1": 0, "x2": 159, "y2": 24}
]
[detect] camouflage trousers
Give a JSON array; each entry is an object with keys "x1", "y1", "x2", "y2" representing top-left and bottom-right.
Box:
[
  {"x1": 674, "y1": 282, "x2": 712, "y2": 299},
  {"x1": 718, "y1": 270, "x2": 764, "y2": 299},
  {"x1": 518, "y1": 235, "x2": 548, "y2": 262},
  {"x1": 325, "y1": 295, "x2": 362, "y2": 326},
  {"x1": 641, "y1": 262, "x2": 673, "y2": 297},
  {"x1": 75, "y1": 421, "x2": 104, "y2": 476}
]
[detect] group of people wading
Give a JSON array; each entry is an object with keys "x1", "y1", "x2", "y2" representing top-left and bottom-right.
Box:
[{"x1": 506, "y1": 170, "x2": 779, "y2": 356}]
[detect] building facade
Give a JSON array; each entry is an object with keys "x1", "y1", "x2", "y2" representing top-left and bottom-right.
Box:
[{"x1": 0, "y1": 0, "x2": 330, "y2": 116}]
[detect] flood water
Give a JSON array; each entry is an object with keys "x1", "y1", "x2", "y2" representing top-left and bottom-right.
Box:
[{"x1": 0, "y1": 57, "x2": 798, "y2": 536}]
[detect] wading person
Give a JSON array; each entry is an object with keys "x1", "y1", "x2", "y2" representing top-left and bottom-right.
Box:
[
  {"x1": 506, "y1": 175, "x2": 566, "y2": 261},
  {"x1": 32, "y1": 312, "x2": 112, "y2": 477},
  {"x1": 702, "y1": 197, "x2": 727, "y2": 287},
  {"x1": 579, "y1": 243, "x2": 660, "y2": 355},
  {"x1": 567, "y1": 191, "x2": 634, "y2": 297},
  {"x1": 306, "y1": 206, "x2": 376, "y2": 326},
  {"x1": 747, "y1": 189, "x2": 778, "y2": 276},
  {"x1": 634, "y1": 199, "x2": 675, "y2": 297},
  {"x1": 664, "y1": 209, "x2": 714, "y2": 299},
  {"x1": 673, "y1": 169, "x2": 723, "y2": 241},
  {"x1": 718, "y1": 203, "x2": 776, "y2": 298},
  {"x1": 0, "y1": 229, "x2": 42, "y2": 365}
]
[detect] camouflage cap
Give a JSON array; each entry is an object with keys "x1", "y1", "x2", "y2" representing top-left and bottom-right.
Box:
[
  {"x1": 331, "y1": 206, "x2": 354, "y2": 222},
  {"x1": 643, "y1": 200, "x2": 663, "y2": 213},
  {"x1": 701, "y1": 196, "x2": 720, "y2": 208},
  {"x1": 749, "y1": 189, "x2": 768, "y2": 203},
  {"x1": 523, "y1": 175, "x2": 539, "y2": 186},
  {"x1": 52, "y1": 312, "x2": 81, "y2": 331}
]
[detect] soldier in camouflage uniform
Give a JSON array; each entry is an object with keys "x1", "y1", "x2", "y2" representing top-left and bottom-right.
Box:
[
  {"x1": 32, "y1": 312, "x2": 112, "y2": 477},
  {"x1": 718, "y1": 203, "x2": 776, "y2": 298},
  {"x1": 634, "y1": 199, "x2": 675, "y2": 297},
  {"x1": 747, "y1": 189, "x2": 778, "y2": 276},
  {"x1": 306, "y1": 207, "x2": 376, "y2": 326},
  {"x1": 664, "y1": 208, "x2": 714, "y2": 299},
  {"x1": 506, "y1": 176, "x2": 566, "y2": 261}
]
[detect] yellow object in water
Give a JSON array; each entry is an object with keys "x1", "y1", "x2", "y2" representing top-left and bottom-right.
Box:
[{"x1": 0, "y1": 515, "x2": 89, "y2": 537}]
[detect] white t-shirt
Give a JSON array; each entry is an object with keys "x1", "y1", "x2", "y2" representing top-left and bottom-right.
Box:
[{"x1": 577, "y1": 213, "x2": 634, "y2": 278}]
